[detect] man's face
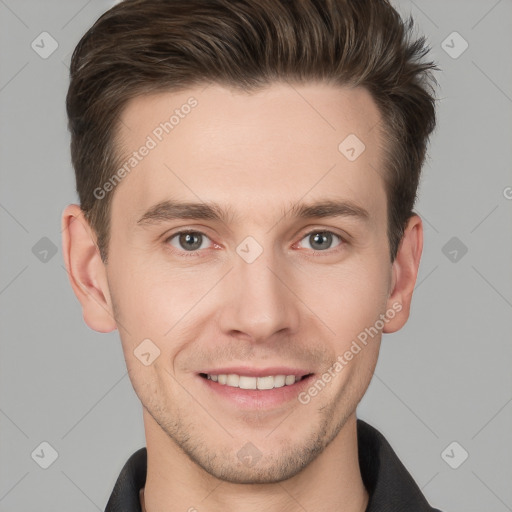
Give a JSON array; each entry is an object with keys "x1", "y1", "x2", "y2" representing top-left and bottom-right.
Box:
[{"x1": 104, "y1": 83, "x2": 394, "y2": 483}]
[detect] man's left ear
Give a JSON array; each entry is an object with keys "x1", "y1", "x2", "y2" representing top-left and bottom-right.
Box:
[{"x1": 383, "y1": 214, "x2": 423, "y2": 333}]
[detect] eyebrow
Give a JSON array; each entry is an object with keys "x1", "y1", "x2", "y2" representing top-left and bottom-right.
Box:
[{"x1": 136, "y1": 198, "x2": 370, "y2": 226}]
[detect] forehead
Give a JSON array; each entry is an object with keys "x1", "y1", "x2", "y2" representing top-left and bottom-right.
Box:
[{"x1": 111, "y1": 82, "x2": 386, "y2": 227}]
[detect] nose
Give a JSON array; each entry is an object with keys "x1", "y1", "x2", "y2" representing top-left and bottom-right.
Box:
[{"x1": 217, "y1": 247, "x2": 301, "y2": 343}]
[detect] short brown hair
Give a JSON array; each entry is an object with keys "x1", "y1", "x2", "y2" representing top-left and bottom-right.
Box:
[{"x1": 66, "y1": 0, "x2": 438, "y2": 263}]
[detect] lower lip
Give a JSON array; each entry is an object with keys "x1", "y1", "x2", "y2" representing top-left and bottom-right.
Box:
[{"x1": 199, "y1": 374, "x2": 314, "y2": 409}]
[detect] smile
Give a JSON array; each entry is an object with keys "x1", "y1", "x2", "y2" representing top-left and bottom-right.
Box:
[{"x1": 200, "y1": 373, "x2": 311, "y2": 390}]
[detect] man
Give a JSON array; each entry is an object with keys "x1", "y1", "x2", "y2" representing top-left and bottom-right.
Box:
[{"x1": 61, "y1": 0, "x2": 443, "y2": 510}]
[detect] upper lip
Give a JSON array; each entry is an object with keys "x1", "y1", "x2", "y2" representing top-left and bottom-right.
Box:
[{"x1": 200, "y1": 366, "x2": 313, "y2": 378}]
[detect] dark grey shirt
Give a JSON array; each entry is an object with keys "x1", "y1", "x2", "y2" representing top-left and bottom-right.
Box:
[{"x1": 105, "y1": 418, "x2": 444, "y2": 512}]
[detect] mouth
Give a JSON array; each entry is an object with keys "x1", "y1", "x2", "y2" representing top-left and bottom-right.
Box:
[
  {"x1": 196, "y1": 367, "x2": 315, "y2": 409},
  {"x1": 199, "y1": 372, "x2": 313, "y2": 390}
]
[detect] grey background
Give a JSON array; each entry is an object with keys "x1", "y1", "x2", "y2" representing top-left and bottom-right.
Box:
[{"x1": 1, "y1": 0, "x2": 511, "y2": 510}]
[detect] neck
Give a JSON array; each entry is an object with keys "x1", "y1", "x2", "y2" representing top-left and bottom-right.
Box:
[{"x1": 141, "y1": 410, "x2": 368, "y2": 512}]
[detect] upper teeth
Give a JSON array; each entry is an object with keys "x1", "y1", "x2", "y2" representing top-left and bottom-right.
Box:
[{"x1": 207, "y1": 374, "x2": 300, "y2": 390}]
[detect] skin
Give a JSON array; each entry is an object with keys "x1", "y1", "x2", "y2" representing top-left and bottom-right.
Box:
[{"x1": 62, "y1": 83, "x2": 422, "y2": 512}]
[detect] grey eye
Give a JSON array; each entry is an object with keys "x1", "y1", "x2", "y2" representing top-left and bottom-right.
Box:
[
  {"x1": 168, "y1": 232, "x2": 210, "y2": 251},
  {"x1": 300, "y1": 231, "x2": 342, "y2": 251}
]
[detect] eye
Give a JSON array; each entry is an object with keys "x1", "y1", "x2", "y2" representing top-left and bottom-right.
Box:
[
  {"x1": 166, "y1": 231, "x2": 212, "y2": 253},
  {"x1": 164, "y1": 229, "x2": 344, "y2": 257},
  {"x1": 298, "y1": 230, "x2": 343, "y2": 252}
]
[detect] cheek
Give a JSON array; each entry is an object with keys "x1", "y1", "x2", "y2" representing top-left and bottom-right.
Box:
[
  {"x1": 108, "y1": 259, "x2": 215, "y2": 368},
  {"x1": 313, "y1": 264, "x2": 387, "y2": 402},
  {"x1": 109, "y1": 256, "x2": 192, "y2": 326},
  {"x1": 300, "y1": 256, "x2": 391, "y2": 342}
]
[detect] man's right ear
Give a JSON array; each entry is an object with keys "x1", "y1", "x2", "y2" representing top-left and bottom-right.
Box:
[{"x1": 61, "y1": 204, "x2": 117, "y2": 333}]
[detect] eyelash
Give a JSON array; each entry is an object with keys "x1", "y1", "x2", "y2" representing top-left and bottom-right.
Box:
[{"x1": 163, "y1": 229, "x2": 346, "y2": 258}]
